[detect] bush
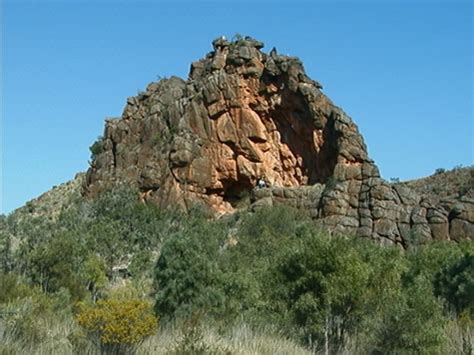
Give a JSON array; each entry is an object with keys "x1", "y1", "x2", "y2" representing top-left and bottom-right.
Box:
[
  {"x1": 0, "y1": 221, "x2": 13, "y2": 272},
  {"x1": 274, "y1": 234, "x2": 373, "y2": 350},
  {"x1": 0, "y1": 288, "x2": 72, "y2": 347},
  {"x1": 75, "y1": 299, "x2": 158, "y2": 354},
  {"x1": 369, "y1": 276, "x2": 446, "y2": 353},
  {"x1": 2, "y1": 297, "x2": 50, "y2": 345},
  {"x1": 168, "y1": 312, "x2": 231, "y2": 355},
  {"x1": 28, "y1": 231, "x2": 87, "y2": 300},
  {"x1": 434, "y1": 252, "x2": 474, "y2": 316},
  {"x1": 0, "y1": 273, "x2": 37, "y2": 304},
  {"x1": 154, "y1": 214, "x2": 227, "y2": 320},
  {"x1": 89, "y1": 136, "x2": 104, "y2": 158}
]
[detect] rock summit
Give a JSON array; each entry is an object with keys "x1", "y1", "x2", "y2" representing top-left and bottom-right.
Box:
[{"x1": 84, "y1": 36, "x2": 473, "y2": 246}]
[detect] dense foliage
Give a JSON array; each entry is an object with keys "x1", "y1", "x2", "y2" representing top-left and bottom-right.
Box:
[
  {"x1": 153, "y1": 206, "x2": 473, "y2": 353},
  {"x1": 434, "y1": 252, "x2": 474, "y2": 316},
  {"x1": 0, "y1": 188, "x2": 473, "y2": 353}
]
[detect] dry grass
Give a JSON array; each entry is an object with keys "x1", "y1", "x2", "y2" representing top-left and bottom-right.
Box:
[
  {"x1": 139, "y1": 323, "x2": 312, "y2": 355},
  {"x1": 1, "y1": 308, "x2": 472, "y2": 355},
  {"x1": 1, "y1": 314, "x2": 311, "y2": 355},
  {"x1": 441, "y1": 318, "x2": 474, "y2": 355}
]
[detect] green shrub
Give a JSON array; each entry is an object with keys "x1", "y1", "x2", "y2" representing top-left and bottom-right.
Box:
[
  {"x1": 0, "y1": 223, "x2": 13, "y2": 273},
  {"x1": 154, "y1": 214, "x2": 227, "y2": 320},
  {"x1": 82, "y1": 255, "x2": 108, "y2": 302},
  {"x1": 369, "y1": 276, "x2": 446, "y2": 353},
  {"x1": 434, "y1": 252, "x2": 474, "y2": 316},
  {"x1": 273, "y1": 235, "x2": 373, "y2": 350},
  {"x1": 28, "y1": 231, "x2": 88, "y2": 300},
  {"x1": 0, "y1": 273, "x2": 37, "y2": 304},
  {"x1": 89, "y1": 136, "x2": 104, "y2": 158},
  {"x1": 1, "y1": 288, "x2": 72, "y2": 346}
]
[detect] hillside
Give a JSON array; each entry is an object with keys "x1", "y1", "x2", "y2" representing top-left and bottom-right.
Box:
[
  {"x1": 401, "y1": 166, "x2": 473, "y2": 199},
  {"x1": 11, "y1": 173, "x2": 85, "y2": 222},
  {"x1": 1, "y1": 36, "x2": 472, "y2": 355}
]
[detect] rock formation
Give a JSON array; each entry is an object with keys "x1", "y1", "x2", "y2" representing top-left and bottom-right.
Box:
[{"x1": 84, "y1": 36, "x2": 473, "y2": 247}]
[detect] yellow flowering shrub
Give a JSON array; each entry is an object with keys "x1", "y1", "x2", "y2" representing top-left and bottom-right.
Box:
[{"x1": 75, "y1": 299, "x2": 158, "y2": 354}]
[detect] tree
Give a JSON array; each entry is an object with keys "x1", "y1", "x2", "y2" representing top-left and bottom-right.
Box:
[
  {"x1": 434, "y1": 252, "x2": 474, "y2": 316},
  {"x1": 28, "y1": 231, "x2": 87, "y2": 300},
  {"x1": 369, "y1": 276, "x2": 445, "y2": 353},
  {"x1": 154, "y1": 215, "x2": 227, "y2": 320},
  {"x1": 274, "y1": 235, "x2": 372, "y2": 351},
  {"x1": 83, "y1": 255, "x2": 108, "y2": 302}
]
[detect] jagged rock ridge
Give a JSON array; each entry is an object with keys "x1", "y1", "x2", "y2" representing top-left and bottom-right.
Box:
[{"x1": 84, "y1": 36, "x2": 473, "y2": 246}]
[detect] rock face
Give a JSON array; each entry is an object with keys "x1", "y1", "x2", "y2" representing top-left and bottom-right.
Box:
[{"x1": 84, "y1": 36, "x2": 473, "y2": 246}]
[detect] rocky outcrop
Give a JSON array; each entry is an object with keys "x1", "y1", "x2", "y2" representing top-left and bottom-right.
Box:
[
  {"x1": 84, "y1": 36, "x2": 473, "y2": 247},
  {"x1": 399, "y1": 167, "x2": 474, "y2": 242}
]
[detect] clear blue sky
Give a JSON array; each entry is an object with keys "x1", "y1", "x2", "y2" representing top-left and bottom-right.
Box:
[{"x1": 1, "y1": 0, "x2": 472, "y2": 214}]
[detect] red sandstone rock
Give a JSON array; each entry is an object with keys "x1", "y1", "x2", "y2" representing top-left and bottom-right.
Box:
[{"x1": 84, "y1": 36, "x2": 473, "y2": 246}]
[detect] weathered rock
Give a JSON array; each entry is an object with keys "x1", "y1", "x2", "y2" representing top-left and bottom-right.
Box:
[{"x1": 84, "y1": 36, "x2": 473, "y2": 246}]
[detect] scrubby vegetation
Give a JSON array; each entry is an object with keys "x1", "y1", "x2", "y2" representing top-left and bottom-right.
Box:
[
  {"x1": 75, "y1": 299, "x2": 158, "y2": 354},
  {"x1": 0, "y1": 188, "x2": 473, "y2": 354},
  {"x1": 402, "y1": 165, "x2": 473, "y2": 198}
]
